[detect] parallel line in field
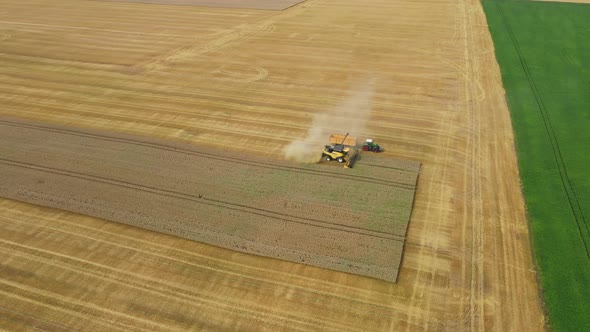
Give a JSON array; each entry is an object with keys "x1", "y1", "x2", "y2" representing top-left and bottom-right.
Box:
[
  {"x1": 0, "y1": 85, "x2": 447, "y2": 138},
  {"x1": 0, "y1": 158, "x2": 408, "y2": 240},
  {"x1": 0, "y1": 70, "x2": 448, "y2": 123},
  {"x1": 0, "y1": 102, "x2": 300, "y2": 143},
  {"x1": 0, "y1": 244, "x2": 334, "y2": 332},
  {"x1": 2, "y1": 202, "x2": 402, "y2": 300},
  {"x1": 0, "y1": 286, "x2": 137, "y2": 331},
  {"x1": 0, "y1": 224, "x2": 410, "y2": 316},
  {"x1": 401, "y1": 1, "x2": 469, "y2": 327},
  {"x1": 464, "y1": 2, "x2": 485, "y2": 329},
  {"x1": 0, "y1": 58, "x2": 456, "y2": 119},
  {"x1": 0, "y1": 11, "x2": 261, "y2": 28},
  {"x1": 0, "y1": 105, "x2": 441, "y2": 158},
  {"x1": 133, "y1": 20, "x2": 275, "y2": 72},
  {"x1": 0, "y1": 48, "x2": 164, "y2": 64},
  {"x1": 0, "y1": 41, "x2": 186, "y2": 57},
  {"x1": 0, "y1": 208, "x2": 412, "y2": 309},
  {"x1": 127, "y1": 0, "x2": 321, "y2": 73},
  {"x1": 402, "y1": 92, "x2": 456, "y2": 331},
  {"x1": 0, "y1": 32, "x2": 188, "y2": 48},
  {"x1": 0, "y1": 279, "x2": 170, "y2": 331},
  {"x1": 0, "y1": 88, "x2": 310, "y2": 132},
  {"x1": 0, "y1": 119, "x2": 419, "y2": 186},
  {"x1": 0, "y1": 304, "x2": 74, "y2": 332},
  {"x1": 0, "y1": 106, "x2": 442, "y2": 157},
  {"x1": 0, "y1": 53, "x2": 124, "y2": 71},
  {"x1": 0, "y1": 20, "x2": 212, "y2": 37}
]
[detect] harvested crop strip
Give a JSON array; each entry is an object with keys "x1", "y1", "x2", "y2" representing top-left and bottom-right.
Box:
[
  {"x1": 0, "y1": 117, "x2": 419, "y2": 282},
  {"x1": 97, "y1": 0, "x2": 307, "y2": 10}
]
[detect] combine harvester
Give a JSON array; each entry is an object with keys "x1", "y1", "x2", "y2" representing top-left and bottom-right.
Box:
[
  {"x1": 322, "y1": 133, "x2": 358, "y2": 168},
  {"x1": 322, "y1": 133, "x2": 382, "y2": 168}
]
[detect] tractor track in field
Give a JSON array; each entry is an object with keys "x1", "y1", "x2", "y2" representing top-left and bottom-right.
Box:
[
  {"x1": 0, "y1": 208, "x2": 410, "y2": 309},
  {"x1": 0, "y1": 119, "x2": 417, "y2": 190},
  {"x1": 0, "y1": 158, "x2": 405, "y2": 241},
  {"x1": 495, "y1": 3, "x2": 590, "y2": 257},
  {"x1": 0, "y1": 279, "x2": 173, "y2": 331},
  {"x1": 131, "y1": 0, "x2": 319, "y2": 73},
  {"x1": 0, "y1": 209, "x2": 410, "y2": 331},
  {"x1": 0, "y1": 304, "x2": 74, "y2": 332},
  {"x1": 0, "y1": 241, "x2": 343, "y2": 332}
]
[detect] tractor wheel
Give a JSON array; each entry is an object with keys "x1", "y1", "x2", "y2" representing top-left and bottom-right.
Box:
[
  {"x1": 325, "y1": 156, "x2": 332, "y2": 161},
  {"x1": 337, "y1": 157, "x2": 344, "y2": 163}
]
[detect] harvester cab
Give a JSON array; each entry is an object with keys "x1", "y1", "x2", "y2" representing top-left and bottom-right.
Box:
[
  {"x1": 323, "y1": 144, "x2": 349, "y2": 163},
  {"x1": 362, "y1": 138, "x2": 382, "y2": 152}
]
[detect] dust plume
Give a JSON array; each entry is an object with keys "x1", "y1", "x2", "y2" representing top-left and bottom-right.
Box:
[{"x1": 284, "y1": 78, "x2": 376, "y2": 163}]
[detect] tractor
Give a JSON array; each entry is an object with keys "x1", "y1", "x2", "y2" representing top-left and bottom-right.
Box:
[{"x1": 362, "y1": 139, "x2": 381, "y2": 152}]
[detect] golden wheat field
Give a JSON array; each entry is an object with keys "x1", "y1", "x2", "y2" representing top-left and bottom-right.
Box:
[{"x1": 0, "y1": 0, "x2": 546, "y2": 330}]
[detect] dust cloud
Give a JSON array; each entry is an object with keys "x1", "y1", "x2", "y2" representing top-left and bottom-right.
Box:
[{"x1": 284, "y1": 78, "x2": 376, "y2": 163}]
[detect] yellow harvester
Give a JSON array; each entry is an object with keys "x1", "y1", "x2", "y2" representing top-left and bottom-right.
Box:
[{"x1": 322, "y1": 133, "x2": 359, "y2": 168}]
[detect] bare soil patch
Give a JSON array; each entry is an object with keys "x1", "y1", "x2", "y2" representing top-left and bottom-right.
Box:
[
  {"x1": 95, "y1": 0, "x2": 306, "y2": 10},
  {"x1": 0, "y1": 117, "x2": 419, "y2": 282}
]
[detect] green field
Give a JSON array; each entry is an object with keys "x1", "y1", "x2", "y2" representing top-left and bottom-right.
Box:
[{"x1": 482, "y1": 1, "x2": 590, "y2": 330}]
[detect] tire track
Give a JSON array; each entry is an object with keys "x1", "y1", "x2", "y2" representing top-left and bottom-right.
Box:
[
  {"x1": 0, "y1": 20, "x2": 195, "y2": 38},
  {"x1": 471, "y1": 2, "x2": 527, "y2": 329},
  {"x1": 0, "y1": 243, "x2": 333, "y2": 332},
  {"x1": 0, "y1": 287, "x2": 140, "y2": 331},
  {"x1": 133, "y1": 23, "x2": 276, "y2": 73},
  {"x1": 131, "y1": 0, "x2": 319, "y2": 73},
  {"x1": 402, "y1": 104, "x2": 456, "y2": 331},
  {"x1": 0, "y1": 304, "x2": 74, "y2": 332},
  {"x1": 0, "y1": 87, "x2": 310, "y2": 134},
  {"x1": 418, "y1": 2, "x2": 475, "y2": 329},
  {"x1": 463, "y1": 1, "x2": 485, "y2": 330},
  {"x1": 0, "y1": 203, "x2": 396, "y2": 298},
  {"x1": 0, "y1": 218, "x2": 394, "y2": 311},
  {"x1": 0, "y1": 158, "x2": 405, "y2": 241},
  {"x1": 0, "y1": 119, "x2": 418, "y2": 189},
  {"x1": 0, "y1": 61, "x2": 450, "y2": 124},
  {"x1": 0, "y1": 219, "x2": 408, "y2": 323},
  {"x1": 0, "y1": 279, "x2": 170, "y2": 331},
  {"x1": 399, "y1": 0, "x2": 473, "y2": 328}
]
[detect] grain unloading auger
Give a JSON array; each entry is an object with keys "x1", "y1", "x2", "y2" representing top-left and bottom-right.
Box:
[{"x1": 322, "y1": 133, "x2": 359, "y2": 168}]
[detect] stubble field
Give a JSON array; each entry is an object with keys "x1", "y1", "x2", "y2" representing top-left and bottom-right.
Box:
[{"x1": 0, "y1": 0, "x2": 546, "y2": 331}]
